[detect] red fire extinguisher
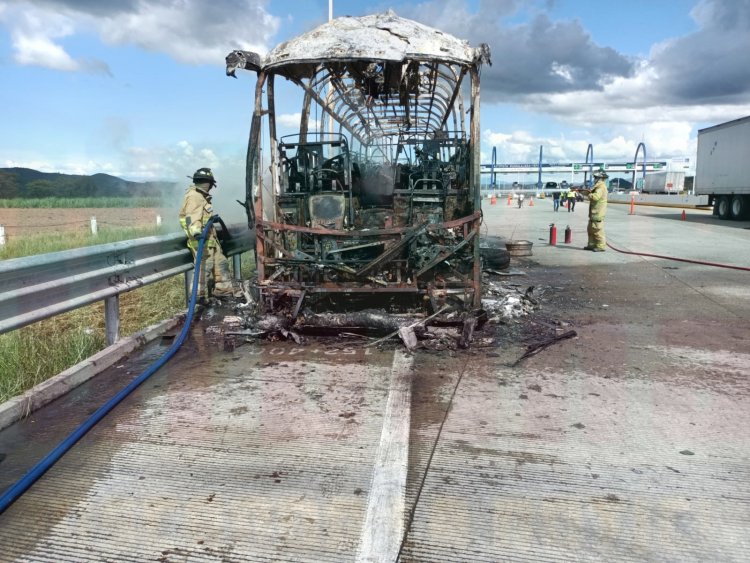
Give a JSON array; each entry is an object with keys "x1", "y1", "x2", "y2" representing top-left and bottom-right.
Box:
[
  {"x1": 549, "y1": 223, "x2": 557, "y2": 246},
  {"x1": 564, "y1": 225, "x2": 572, "y2": 244}
]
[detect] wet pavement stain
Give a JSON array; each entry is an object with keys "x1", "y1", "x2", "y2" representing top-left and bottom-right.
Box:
[{"x1": 450, "y1": 440, "x2": 560, "y2": 465}]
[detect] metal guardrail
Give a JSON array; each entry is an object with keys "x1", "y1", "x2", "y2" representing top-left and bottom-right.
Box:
[{"x1": 0, "y1": 225, "x2": 254, "y2": 344}]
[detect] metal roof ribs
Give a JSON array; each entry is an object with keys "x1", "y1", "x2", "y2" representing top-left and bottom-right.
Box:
[
  {"x1": 291, "y1": 76, "x2": 369, "y2": 146},
  {"x1": 326, "y1": 70, "x2": 378, "y2": 139},
  {"x1": 440, "y1": 66, "x2": 468, "y2": 131}
]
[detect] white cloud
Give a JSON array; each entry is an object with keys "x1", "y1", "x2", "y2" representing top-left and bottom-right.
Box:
[
  {"x1": 277, "y1": 113, "x2": 302, "y2": 128},
  {"x1": 4, "y1": 158, "x2": 117, "y2": 175},
  {"x1": 5, "y1": 140, "x2": 234, "y2": 184},
  {"x1": 128, "y1": 142, "x2": 223, "y2": 183},
  {"x1": 176, "y1": 140, "x2": 194, "y2": 158},
  {"x1": 1, "y1": 3, "x2": 111, "y2": 74},
  {"x1": 13, "y1": 32, "x2": 80, "y2": 70},
  {"x1": 404, "y1": 0, "x2": 750, "y2": 167},
  {"x1": 550, "y1": 62, "x2": 574, "y2": 83},
  {"x1": 0, "y1": 0, "x2": 280, "y2": 69},
  {"x1": 484, "y1": 120, "x2": 697, "y2": 165},
  {"x1": 96, "y1": 1, "x2": 280, "y2": 65}
]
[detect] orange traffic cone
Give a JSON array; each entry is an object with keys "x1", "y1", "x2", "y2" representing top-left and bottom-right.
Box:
[
  {"x1": 507, "y1": 194, "x2": 512, "y2": 206},
  {"x1": 681, "y1": 209, "x2": 686, "y2": 220},
  {"x1": 490, "y1": 194, "x2": 497, "y2": 205},
  {"x1": 529, "y1": 197, "x2": 534, "y2": 207}
]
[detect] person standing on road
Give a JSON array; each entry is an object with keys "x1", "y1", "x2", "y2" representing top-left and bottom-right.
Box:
[
  {"x1": 583, "y1": 171, "x2": 608, "y2": 252},
  {"x1": 552, "y1": 190, "x2": 560, "y2": 212},
  {"x1": 178, "y1": 167, "x2": 240, "y2": 299},
  {"x1": 567, "y1": 189, "x2": 577, "y2": 212},
  {"x1": 518, "y1": 193, "x2": 524, "y2": 208}
]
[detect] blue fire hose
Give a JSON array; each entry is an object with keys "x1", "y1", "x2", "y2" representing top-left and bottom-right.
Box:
[{"x1": 0, "y1": 217, "x2": 217, "y2": 514}]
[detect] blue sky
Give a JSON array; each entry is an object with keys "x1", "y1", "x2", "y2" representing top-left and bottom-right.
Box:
[{"x1": 1, "y1": 0, "x2": 749, "y2": 196}]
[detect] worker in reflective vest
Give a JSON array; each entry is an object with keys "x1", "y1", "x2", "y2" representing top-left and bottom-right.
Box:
[
  {"x1": 178, "y1": 168, "x2": 240, "y2": 298},
  {"x1": 566, "y1": 189, "x2": 577, "y2": 212},
  {"x1": 583, "y1": 171, "x2": 609, "y2": 252}
]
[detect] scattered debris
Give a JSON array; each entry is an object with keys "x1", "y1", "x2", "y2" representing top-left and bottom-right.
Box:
[
  {"x1": 398, "y1": 326, "x2": 419, "y2": 351},
  {"x1": 206, "y1": 275, "x2": 549, "y2": 352},
  {"x1": 204, "y1": 325, "x2": 222, "y2": 336},
  {"x1": 482, "y1": 281, "x2": 539, "y2": 322},
  {"x1": 513, "y1": 329, "x2": 578, "y2": 366},
  {"x1": 458, "y1": 317, "x2": 477, "y2": 349},
  {"x1": 200, "y1": 243, "x2": 583, "y2": 356},
  {"x1": 365, "y1": 305, "x2": 451, "y2": 349},
  {"x1": 222, "y1": 316, "x2": 243, "y2": 329},
  {"x1": 485, "y1": 268, "x2": 526, "y2": 276}
]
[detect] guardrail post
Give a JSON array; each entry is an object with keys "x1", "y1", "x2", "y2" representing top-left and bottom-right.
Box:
[
  {"x1": 0, "y1": 225, "x2": 251, "y2": 336},
  {"x1": 233, "y1": 254, "x2": 242, "y2": 280},
  {"x1": 156, "y1": 215, "x2": 162, "y2": 227},
  {"x1": 90, "y1": 216, "x2": 98, "y2": 236},
  {"x1": 104, "y1": 295, "x2": 120, "y2": 345},
  {"x1": 0, "y1": 225, "x2": 5, "y2": 246},
  {"x1": 184, "y1": 269, "x2": 194, "y2": 305}
]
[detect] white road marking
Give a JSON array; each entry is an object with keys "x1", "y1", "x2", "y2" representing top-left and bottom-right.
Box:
[{"x1": 356, "y1": 350, "x2": 413, "y2": 563}]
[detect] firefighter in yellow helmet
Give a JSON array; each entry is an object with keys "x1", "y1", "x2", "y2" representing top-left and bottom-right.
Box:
[
  {"x1": 178, "y1": 168, "x2": 240, "y2": 298},
  {"x1": 583, "y1": 171, "x2": 608, "y2": 252}
]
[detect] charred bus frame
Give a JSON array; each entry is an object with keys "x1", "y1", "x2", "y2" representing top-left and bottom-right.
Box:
[{"x1": 226, "y1": 11, "x2": 490, "y2": 313}]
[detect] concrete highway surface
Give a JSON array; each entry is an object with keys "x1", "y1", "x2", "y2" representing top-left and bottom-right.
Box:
[{"x1": 1, "y1": 198, "x2": 749, "y2": 562}]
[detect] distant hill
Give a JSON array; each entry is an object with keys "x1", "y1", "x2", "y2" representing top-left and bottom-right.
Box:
[{"x1": 0, "y1": 167, "x2": 177, "y2": 199}]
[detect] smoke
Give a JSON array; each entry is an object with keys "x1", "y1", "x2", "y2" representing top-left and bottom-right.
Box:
[{"x1": 116, "y1": 140, "x2": 248, "y2": 223}]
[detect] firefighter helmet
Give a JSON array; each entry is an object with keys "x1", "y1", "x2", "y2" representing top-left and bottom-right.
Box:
[
  {"x1": 593, "y1": 170, "x2": 609, "y2": 179},
  {"x1": 192, "y1": 167, "x2": 216, "y2": 186}
]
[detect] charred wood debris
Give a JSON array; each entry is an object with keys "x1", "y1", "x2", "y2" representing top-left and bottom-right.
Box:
[{"x1": 203, "y1": 260, "x2": 577, "y2": 362}]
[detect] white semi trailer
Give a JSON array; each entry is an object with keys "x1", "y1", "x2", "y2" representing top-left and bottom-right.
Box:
[
  {"x1": 695, "y1": 115, "x2": 750, "y2": 219},
  {"x1": 642, "y1": 171, "x2": 685, "y2": 194}
]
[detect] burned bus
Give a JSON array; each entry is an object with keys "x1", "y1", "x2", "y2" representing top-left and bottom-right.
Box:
[{"x1": 226, "y1": 11, "x2": 490, "y2": 314}]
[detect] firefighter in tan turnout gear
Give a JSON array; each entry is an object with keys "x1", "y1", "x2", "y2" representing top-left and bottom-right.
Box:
[
  {"x1": 178, "y1": 168, "x2": 240, "y2": 298},
  {"x1": 583, "y1": 170, "x2": 608, "y2": 252}
]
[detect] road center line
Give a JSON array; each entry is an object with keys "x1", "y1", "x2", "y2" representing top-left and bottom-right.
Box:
[{"x1": 356, "y1": 350, "x2": 413, "y2": 563}]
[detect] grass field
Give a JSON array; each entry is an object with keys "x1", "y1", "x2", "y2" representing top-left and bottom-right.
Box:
[
  {"x1": 0, "y1": 223, "x2": 254, "y2": 404},
  {"x1": 0, "y1": 197, "x2": 163, "y2": 208},
  {"x1": 0, "y1": 224, "x2": 171, "y2": 260},
  {"x1": 0, "y1": 276, "x2": 185, "y2": 403}
]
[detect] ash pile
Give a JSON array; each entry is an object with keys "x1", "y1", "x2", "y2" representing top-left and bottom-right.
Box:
[{"x1": 207, "y1": 241, "x2": 540, "y2": 352}]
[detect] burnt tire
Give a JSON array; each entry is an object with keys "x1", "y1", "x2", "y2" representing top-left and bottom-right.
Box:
[
  {"x1": 480, "y1": 235, "x2": 511, "y2": 270},
  {"x1": 717, "y1": 195, "x2": 731, "y2": 220},
  {"x1": 730, "y1": 195, "x2": 749, "y2": 219}
]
